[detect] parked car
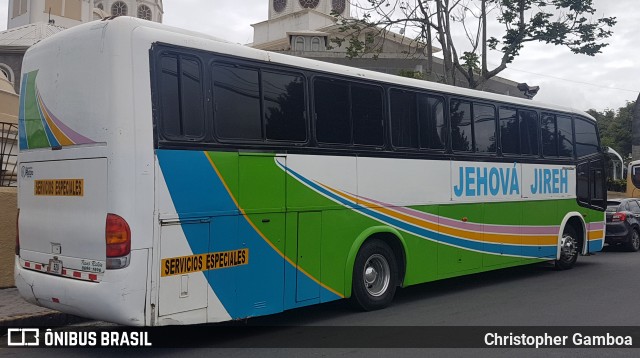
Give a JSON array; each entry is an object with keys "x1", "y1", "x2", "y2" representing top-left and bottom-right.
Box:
[{"x1": 605, "y1": 199, "x2": 640, "y2": 252}]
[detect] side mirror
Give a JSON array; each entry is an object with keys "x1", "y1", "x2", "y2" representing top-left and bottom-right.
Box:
[{"x1": 631, "y1": 164, "x2": 640, "y2": 189}]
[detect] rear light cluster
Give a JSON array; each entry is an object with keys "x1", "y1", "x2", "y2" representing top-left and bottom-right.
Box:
[
  {"x1": 106, "y1": 213, "x2": 131, "y2": 269},
  {"x1": 611, "y1": 213, "x2": 627, "y2": 222}
]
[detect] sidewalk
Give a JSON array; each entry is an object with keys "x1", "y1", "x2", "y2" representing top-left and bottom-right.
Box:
[{"x1": 0, "y1": 287, "x2": 86, "y2": 327}]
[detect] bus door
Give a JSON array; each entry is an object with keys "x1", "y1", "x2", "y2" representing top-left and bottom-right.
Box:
[
  {"x1": 235, "y1": 153, "x2": 286, "y2": 317},
  {"x1": 577, "y1": 158, "x2": 606, "y2": 213},
  {"x1": 576, "y1": 157, "x2": 606, "y2": 252}
]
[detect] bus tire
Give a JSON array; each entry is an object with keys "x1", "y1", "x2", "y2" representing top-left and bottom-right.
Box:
[
  {"x1": 555, "y1": 225, "x2": 579, "y2": 270},
  {"x1": 351, "y1": 239, "x2": 398, "y2": 311}
]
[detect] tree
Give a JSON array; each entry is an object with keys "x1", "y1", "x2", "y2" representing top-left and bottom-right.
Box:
[
  {"x1": 334, "y1": 0, "x2": 616, "y2": 89},
  {"x1": 588, "y1": 100, "x2": 635, "y2": 159}
]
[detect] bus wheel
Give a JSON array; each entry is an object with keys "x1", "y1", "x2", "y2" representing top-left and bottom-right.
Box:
[
  {"x1": 555, "y1": 226, "x2": 579, "y2": 270},
  {"x1": 351, "y1": 239, "x2": 398, "y2": 311}
]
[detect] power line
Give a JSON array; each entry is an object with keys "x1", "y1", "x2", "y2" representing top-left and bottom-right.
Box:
[{"x1": 499, "y1": 65, "x2": 640, "y2": 93}]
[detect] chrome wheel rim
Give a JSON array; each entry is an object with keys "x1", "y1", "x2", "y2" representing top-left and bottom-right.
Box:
[
  {"x1": 363, "y1": 254, "x2": 390, "y2": 297},
  {"x1": 560, "y1": 234, "x2": 578, "y2": 262}
]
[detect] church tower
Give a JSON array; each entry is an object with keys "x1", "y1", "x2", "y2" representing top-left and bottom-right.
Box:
[
  {"x1": 7, "y1": 0, "x2": 163, "y2": 30},
  {"x1": 268, "y1": 0, "x2": 350, "y2": 20},
  {"x1": 8, "y1": 0, "x2": 96, "y2": 29},
  {"x1": 93, "y1": 1, "x2": 163, "y2": 23},
  {"x1": 254, "y1": 0, "x2": 350, "y2": 48}
]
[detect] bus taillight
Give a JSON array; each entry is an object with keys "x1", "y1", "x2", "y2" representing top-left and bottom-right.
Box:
[
  {"x1": 106, "y1": 213, "x2": 131, "y2": 269},
  {"x1": 15, "y1": 209, "x2": 20, "y2": 256}
]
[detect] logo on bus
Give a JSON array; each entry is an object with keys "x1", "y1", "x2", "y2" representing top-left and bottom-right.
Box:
[{"x1": 453, "y1": 164, "x2": 570, "y2": 198}]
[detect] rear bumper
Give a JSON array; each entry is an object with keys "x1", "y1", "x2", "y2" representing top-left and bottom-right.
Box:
[
  {"x1": 605, "y1": 222, "x2": 631, "y2": 244},
  {"x1": 14, "y1": 249, "x2": 149, "y2": 326}
]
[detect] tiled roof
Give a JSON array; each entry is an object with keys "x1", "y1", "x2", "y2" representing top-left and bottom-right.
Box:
[{"x1": 0, "y1": 22, "x2": 67, "y2": 47}]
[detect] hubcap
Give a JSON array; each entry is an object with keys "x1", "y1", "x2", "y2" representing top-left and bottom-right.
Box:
[
  {"x1": 363, "y1": 254, "x2": 390, "y2": 297},
  {"x1": 560, "y1": 234, "x2": 577, "y2": 262}
]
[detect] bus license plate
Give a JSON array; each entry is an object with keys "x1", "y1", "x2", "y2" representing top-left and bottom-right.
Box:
[{"x1": 48, "y1": 259, "x2": 63, "y2": 275}]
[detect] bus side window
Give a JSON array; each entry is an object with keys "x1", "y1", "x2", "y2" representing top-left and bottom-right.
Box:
[
  {"x1": 450, "y1": 99, "x2": 472, "y2": 152},
  {"x1": 574, "y1": 117, "x2": 599, "y2": 157},
  {"x1": 519, "y1": 110, "x2": 539, "y2": 156},
  {"x1": 314, "y1": 78, "x2": 350, "y2": 145},
  {"x1": 158, "y1": 55, "x2": 205, "y2": 140},
  {"x1": 390, "y1": 89, "x2": 419, "y2": 149},
  {"x1": 212, "y1": 64, "x2": 262, "y2": 140},
  {"x1": 472, "y1": 103, "x2": 496, "y2": 153},
  {"x1": 419, "y1": 95, "x2": 445, "y2": 150},
  {"x1": 541, "y1": 113, "x2": 558, "y2": 157},
  {"x1": 499, "y1": 107, "x2": 518, "y2": 155},
  {"x1": 557, "y1": 115, "x2": 574, "y2": 158},
  {"x1": 263, "y1": 71, "x2": 307, "y2": 142},
  {"x1": 352, "y1": 84, "x2": 383, "y2": 146}
]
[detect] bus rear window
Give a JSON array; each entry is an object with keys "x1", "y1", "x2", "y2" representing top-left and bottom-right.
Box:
[{"x1": 158, "y1": 54, "x2": 205, "y2": 140}]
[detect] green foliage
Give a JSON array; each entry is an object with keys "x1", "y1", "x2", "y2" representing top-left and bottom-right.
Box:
[
  {"x1": 495, "y1": 0, "x2": 617, "y2": 62},
  {"x1": 397, "y1": 69, "x2": 424, "y2": 79},
  {"x1": 588, "y1": 100, "x2": 635, "y2": 159},
  {"x1": 341, "y1": 0, "x2": 616, "y2": 89},
  {"x1": 607, "y1": 178, "x2": 627, "y2": 193}
]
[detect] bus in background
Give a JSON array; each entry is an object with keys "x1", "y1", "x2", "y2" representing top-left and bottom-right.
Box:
[{"x1": 15, "y1": 17, "x2": 606, "y2": 326}]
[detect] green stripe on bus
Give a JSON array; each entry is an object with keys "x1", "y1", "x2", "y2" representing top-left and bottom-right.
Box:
[{"x1": 24, "y1": 71, "x2": 49, "y2": 149}]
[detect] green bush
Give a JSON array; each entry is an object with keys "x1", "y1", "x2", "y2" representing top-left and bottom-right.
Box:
[{"x1": 607, "y1": 178, "x2": 626, "y2": 192}]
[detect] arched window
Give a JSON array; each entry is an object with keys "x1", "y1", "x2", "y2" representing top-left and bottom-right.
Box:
[
  {"x1": 298, "y1": 0, "x2": 319, "y2": 9},
  {"x1": 111, "y1": 1, "x2": 128, "y2": 16},
  {"x1": 294, "y1": 37, "x2": 305, "y2": 51},
  {"x1": 138, "y1": 5, "x2": 152, "y2": 20},
  {"x1": 96, "y1": 2, "x2": 103, "y2": 11},
  {"x1": 311, "y1": 37, "x2": 320, "y2": 51},
  {"x1": 0, "y1": 64, "x2": 14, "y2": 84},
  {"x1": 332, "y1": 0, "x2": 346, "y2": 14}
]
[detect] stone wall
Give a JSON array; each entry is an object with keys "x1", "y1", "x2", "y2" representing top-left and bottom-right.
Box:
[{"x1": 0, "y1": 186, "x2": 17, "y2": 287}]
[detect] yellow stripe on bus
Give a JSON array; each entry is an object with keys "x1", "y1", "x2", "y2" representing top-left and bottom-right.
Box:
[{"x1": 320, "y1": 183, "x2": 558, "y2": 246}]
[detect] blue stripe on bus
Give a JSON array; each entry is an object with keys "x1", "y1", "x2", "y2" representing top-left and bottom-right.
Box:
[
  {"x1": 36, "y1": 102, "x2": 60, "y2": 148},
  {"x1": 157, "y1": 150, "x2": 341, "y2": 319}
]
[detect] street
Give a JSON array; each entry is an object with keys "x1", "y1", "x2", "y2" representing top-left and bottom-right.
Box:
[{"x1": 3, "y1": 246, "x2": 640, "y2": 357}]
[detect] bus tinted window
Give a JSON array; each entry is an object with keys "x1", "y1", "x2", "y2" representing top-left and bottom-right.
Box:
[
  {"x1": 390, "y1": 89, "x2": 419, "y2": 149},
  {"x1": 315, "y1": 79, "x2": 350, "y2": 144},
  {"x1": 213, "y1": 64, "x2": 261, "y2": 140},
  {"x1": 430, "y1": 97, "x2": 446, "y2": 150},
  {"x1": 158, "y1": 55, "x2": 205, "y2": 139},
  {"x1": 574, "y1": 117, "x2": 599, "y2": 157},
  {"x1": 352, "y1": 85, "x2": 383, "y2": 146},
  {"x1": 541, "y1": 113, "x2": 557, "y2": 157},
  {"x1": 159, "y1": 56, "x2": 181, "y2": 137},
  {"x1": 519, "y1": 110, "x2": 539, "y2": 156},
  {"x1": 263, "y1": 71, "x2": 306, "y2": 142},
  {"x1": 181, "y1": 58, "x2": 205, "y2": 137},
  {"x1": 557, "y1": 115, "x2": 574, "y2": 157},
  {"x1": 450, "y1": 99, "x2": 472, "y2": 152},
  {"x1": 473, "y1": 103, "x2": 496, "y2": 153},
  {"x1": 499, "y1": 107, "x2": 518, "y2": 154},
  {"x1": 420, "y1": 96, "x2": 446, "y2": 150}
]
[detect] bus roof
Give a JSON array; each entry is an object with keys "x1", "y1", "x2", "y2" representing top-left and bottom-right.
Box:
[{"x1": 32, "y1": 16, "x2": 596, "y2": 122}]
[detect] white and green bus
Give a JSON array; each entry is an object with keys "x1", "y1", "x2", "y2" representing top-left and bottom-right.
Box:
[{"x1": 15, "y1": 17, "x2": 606, "y2": 326}]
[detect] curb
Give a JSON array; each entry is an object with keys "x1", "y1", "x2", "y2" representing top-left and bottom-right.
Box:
[{"x1": 0, "y1": 312, "x2": 88, "y2": 327}]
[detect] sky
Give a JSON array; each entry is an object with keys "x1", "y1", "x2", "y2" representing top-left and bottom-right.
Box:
[{"x1": 0, "y1": 0, "x2": 637, "y2": 112}]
